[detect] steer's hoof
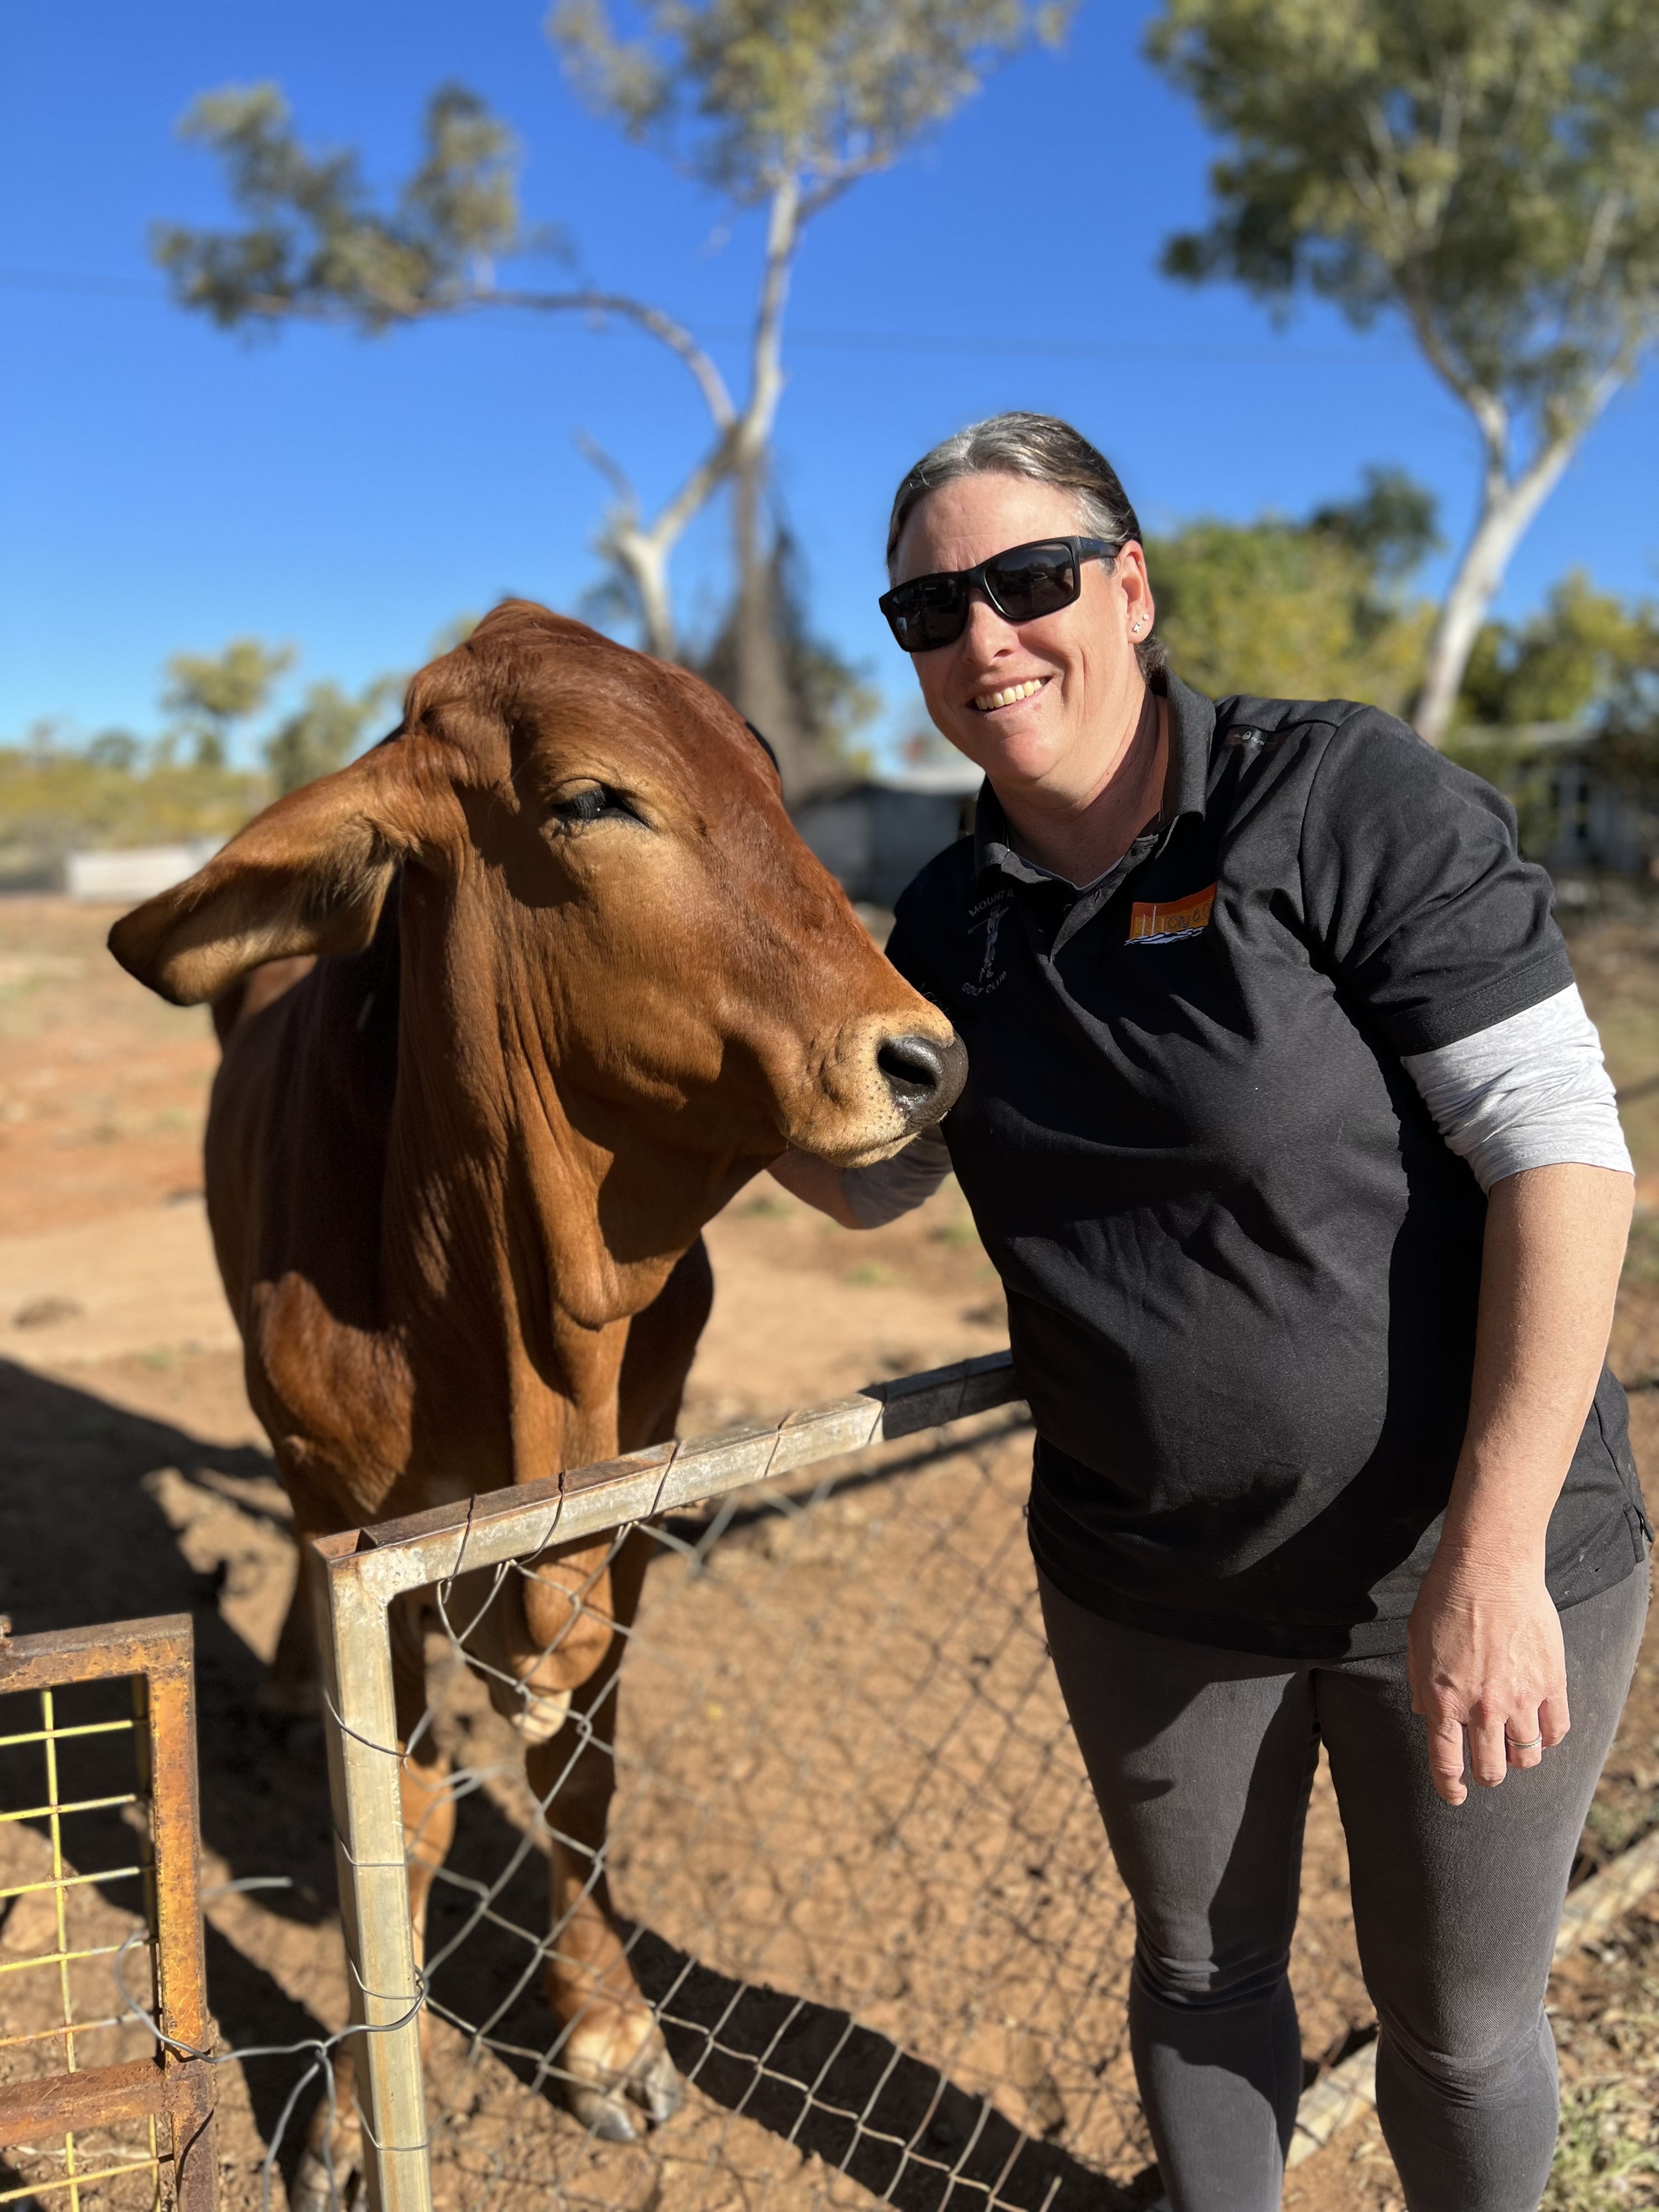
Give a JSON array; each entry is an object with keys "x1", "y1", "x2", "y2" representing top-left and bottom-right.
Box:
[{"x1": 566, "y1": 2041, "x2": 683, "y2": 2142}]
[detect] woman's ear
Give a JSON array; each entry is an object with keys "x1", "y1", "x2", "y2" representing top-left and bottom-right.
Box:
[{"x1": 108, "y1": 736, "x2": 454, "y2": 1006}]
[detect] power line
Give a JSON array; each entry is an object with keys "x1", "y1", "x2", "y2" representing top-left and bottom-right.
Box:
[
  {"x1": 1, "y1": 267, "x2": 159, "y2": 298},
  {"x1": 0, "y1": 265, "x2": 1416, "y2": 368}
]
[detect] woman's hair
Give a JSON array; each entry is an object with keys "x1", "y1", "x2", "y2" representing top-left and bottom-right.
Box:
[{"x1": 885, "y1": 411, "x2": 1165, "y2": 674}]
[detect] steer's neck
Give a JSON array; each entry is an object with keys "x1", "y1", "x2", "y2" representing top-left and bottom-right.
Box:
[{"x1": 377, "y1": 890, "x2": 690, "y2": 1500}]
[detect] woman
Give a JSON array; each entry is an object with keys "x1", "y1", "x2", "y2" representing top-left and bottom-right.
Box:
[{"x1": 774, "y1": 413, "x2": 1651, "y2": 2212}]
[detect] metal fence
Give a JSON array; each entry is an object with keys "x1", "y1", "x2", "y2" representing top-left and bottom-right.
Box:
[
  {"x1": 307, "y1": 1350, "x2": 1183, "y2": 2212},
  {"x1": 0, "y1": 1614, "x2": 215, "y2": 2211}
]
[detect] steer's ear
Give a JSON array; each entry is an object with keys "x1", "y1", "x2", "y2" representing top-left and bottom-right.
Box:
[{"x1": 108, "y1": 740, "x2": 446, "y2": 1005}]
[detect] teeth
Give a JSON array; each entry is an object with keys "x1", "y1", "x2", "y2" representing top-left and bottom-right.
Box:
[{"x1": 973, "y1": 679, "x2": 1045, "y2": 711}]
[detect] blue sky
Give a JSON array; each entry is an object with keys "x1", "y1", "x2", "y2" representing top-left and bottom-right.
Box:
[{"x1": 4, "y1": 0, "x2": 1657, "y2": 763}]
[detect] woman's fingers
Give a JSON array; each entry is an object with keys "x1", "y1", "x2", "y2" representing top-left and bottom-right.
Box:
[
  {"x1": 1539, "y1": 1687, "x2": 1572, "y2": 1749},
  {"x1": 1467, "y1": 1710, "x2": 1512, "y2": 1788},
  {"x1": 1425, "y1": 1715, "x2": 1469, "y2": 1807},
  {"x1": 1407, "y1": 1566, "x2": 1569, "y2": 1804},
  {"x1": 1504, "y1": 1717, "x2": 1545, "y2": 1771}
]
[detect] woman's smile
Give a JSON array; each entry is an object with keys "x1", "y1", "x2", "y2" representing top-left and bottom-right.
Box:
[
  {"x1": 971, "y1": 675, "x2": 1051, "y2": 713},
  {"x1": 969, "y1": 672, "x2": 1044, "y2": 708}
]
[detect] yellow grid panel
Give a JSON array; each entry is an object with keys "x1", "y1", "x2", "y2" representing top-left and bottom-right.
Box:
[{"x1": 0, "y1": 1680, "x2": 163, "y2": 2211}]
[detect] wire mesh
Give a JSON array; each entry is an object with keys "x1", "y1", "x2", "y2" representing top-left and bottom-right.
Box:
[
  {"x1": 0, "y1": 1620, "x2": 213, "y2": 2212},
  {"x1": 330, "y1": 1408, "x2": 1162, "y2": 2212},
  {"x1": 0, "y1": 1678, "x2": 166, "y2": 2208}
]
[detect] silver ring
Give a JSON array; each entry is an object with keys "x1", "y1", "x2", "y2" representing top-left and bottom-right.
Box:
[{"x1": 1506, "y1": 1734, "x2": 1543, "y2": 1751}]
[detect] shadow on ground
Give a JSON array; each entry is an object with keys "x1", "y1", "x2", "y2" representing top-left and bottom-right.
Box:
[{"x1": 0, "y1": 1359, "x2": 338, "y2": 2178}]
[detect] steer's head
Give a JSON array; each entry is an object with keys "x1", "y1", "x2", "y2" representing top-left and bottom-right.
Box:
[{"x1": 110, "y1": 603, "x2": 964, "y2": 1302}]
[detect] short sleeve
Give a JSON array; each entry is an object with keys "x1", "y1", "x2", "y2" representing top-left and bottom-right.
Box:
[{"x1": 1298, "y1": 709, "x2": 1573, "y2": 1055}]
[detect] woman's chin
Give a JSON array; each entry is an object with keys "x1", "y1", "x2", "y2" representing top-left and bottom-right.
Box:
[{"x1": 966, "y1": 717, "x2": 1067, "y2": 786}]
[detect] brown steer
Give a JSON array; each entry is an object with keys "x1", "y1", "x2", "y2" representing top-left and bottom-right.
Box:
[{"x1": 109, "y1": 602, "x2": 964, "y2": 2197}]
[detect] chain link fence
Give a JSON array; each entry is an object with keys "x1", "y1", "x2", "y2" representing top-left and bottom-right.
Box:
[{"x1": 304, "y1": 1354, "x2": 1193, "y2": 2212}]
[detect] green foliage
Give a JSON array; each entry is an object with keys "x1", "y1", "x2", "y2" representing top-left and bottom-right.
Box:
[
  {"x1": 0, "y1": 627, "x2": 421, "y2": 881},
  {"x1": 0, "y1": 728, "x2": 264, "y2": 888},
  {"x1": 1147, "y1": 0, "x2": 1659, "y2": 440},
  {"x1": 1444, "y1": 573, "x2": 1659, "y2": 859},
  {"x1": 1459, "y1": 571, "x2": 1659, "y2": 728},
  {"x1": 264, "y1": 676, "x2": 398, "y2": 797},
  {"x1": 1147, "y1": 468, "x2": 1438, "y2": 711},
  {"x1": 153, "y1": 82, "x2": 536, "y2": 329},
  {"x1": 1542, "y1": 2075, "x2": 1658, "y2": 2208},
  {"x1": 550, "y1": 0, "x2": 1072, "y2": 204},
  {"x1": 161, "y1": 637, "x2": 294, "y2": 766},
  {"x1": 1310, "y1": 466, "x2": 1441, "y2": 579}
]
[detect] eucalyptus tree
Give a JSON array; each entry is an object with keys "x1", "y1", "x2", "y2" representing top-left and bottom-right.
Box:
[
  {"x1": 154, "y1": 2, "x2": 1068, "y2": 793},
  {"x1": 1146, "y1": 0, "x2": 1659, "y2": 744},
  {"x1": 160, "y1": 638, "x2": 295, "y2": 766}
]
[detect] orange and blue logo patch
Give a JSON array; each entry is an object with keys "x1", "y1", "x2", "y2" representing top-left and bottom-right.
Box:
[{"x1": 1128, "y1": 884, "x2": 1216, "y2": 945}]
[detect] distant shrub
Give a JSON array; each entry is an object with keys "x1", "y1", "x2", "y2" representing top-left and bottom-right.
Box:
[{"x1": 0, "y1": 735, "x2": 267, "y2": 889}]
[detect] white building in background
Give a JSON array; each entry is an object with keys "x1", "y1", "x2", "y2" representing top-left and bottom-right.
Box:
[{"x1": 64, "y1": 841, "x2": 218, "y2": 903}]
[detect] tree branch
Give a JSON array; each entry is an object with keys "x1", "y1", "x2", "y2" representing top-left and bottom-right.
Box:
[{"x1": 488, "y1": 287, "x2": 737, "y2": 429}]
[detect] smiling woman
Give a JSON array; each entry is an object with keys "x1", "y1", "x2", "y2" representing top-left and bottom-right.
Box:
[{"x1": 771, "y1": 413, "x2": 1651, "y2": 2212}]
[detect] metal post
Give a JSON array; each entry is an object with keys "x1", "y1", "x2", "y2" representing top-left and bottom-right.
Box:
[
  {"x1": 142, "y1": 1625, "x2": 217, "y2": 2212},
  {"x1": 308, "y1": 1541, "x2": 434, "y2": 2212}
]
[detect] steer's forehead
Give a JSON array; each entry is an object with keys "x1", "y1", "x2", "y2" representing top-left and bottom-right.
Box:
[{"x1": 411, "y1": 602, "x2": 775, "y2": 805}]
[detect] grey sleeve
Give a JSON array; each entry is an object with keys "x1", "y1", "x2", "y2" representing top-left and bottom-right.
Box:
[
  {"x1": 842, "y1": 1125, "x2": 954, "y2": 1228},
  {"x1": 1400, "y1": 984, "x2": 1632, "y2": 1192}
]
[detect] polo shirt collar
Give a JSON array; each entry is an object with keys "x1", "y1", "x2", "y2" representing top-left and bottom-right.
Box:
[{"x1": 971, "y1": 670, "x2": 1217, "y2": 888}]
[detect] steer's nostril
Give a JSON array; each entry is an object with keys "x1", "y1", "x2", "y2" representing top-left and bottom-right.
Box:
[{"x1": 877, "y1": 1031, "x2": 968, "y2": 1119}]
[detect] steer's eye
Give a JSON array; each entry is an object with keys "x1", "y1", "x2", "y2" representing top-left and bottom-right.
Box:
[{"x1": 545, "y1": 783, "x2": 639, "y2": 831}]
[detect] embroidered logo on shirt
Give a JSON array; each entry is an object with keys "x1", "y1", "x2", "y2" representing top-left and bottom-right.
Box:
[
  {"x1": 963, "y1": 900, "x2": 1009, "y2": 995},
  {"x1": 1128, "y1": 884, "x2": 1216, "y2": 946}
]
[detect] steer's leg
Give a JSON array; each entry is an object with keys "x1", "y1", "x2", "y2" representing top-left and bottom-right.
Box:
[
  {"x1": 526, "y1": 1527, "x2": 676, "y2": 2142},
  {"x1": 294, "y1": 1595, "x2": 456, "y2": 2210},
  {"x1": 529, "y1": 1237, "x2": 711, "y2": 2136},
  {"x1": 259, "y1": 1543, "x2": 323, "y2": 1719}
]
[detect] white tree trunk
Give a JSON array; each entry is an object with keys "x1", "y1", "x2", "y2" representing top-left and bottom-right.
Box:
[
  {"x1": 1415, "y1": 436, "x2": 1578, "y2": 747},
  {"x1": 614, "y1": 526, "x2": 676, "y2": 661}
]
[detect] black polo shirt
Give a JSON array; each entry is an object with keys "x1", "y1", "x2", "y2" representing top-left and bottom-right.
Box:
[{"x1": 885, "y1": 674, "x2": 1650, "y2": 1659}]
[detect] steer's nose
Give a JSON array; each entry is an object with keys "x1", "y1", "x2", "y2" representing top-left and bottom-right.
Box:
[{"x1": 877, "y1": 1031, "x2": 968, "y2": 1122}]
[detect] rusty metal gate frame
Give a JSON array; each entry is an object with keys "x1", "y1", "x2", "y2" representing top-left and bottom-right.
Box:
[
  {"x1": 308, "y1": 1348, "x2": 1022, "y2": 2212},
  {"x1": 0, "y1": 1613, "x2": 216, "y2": 2209}
]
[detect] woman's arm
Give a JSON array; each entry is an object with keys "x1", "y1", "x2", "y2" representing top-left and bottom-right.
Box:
[{"x1": 1408, "y1": 1161, "x2": 1634, "y2": 1806}]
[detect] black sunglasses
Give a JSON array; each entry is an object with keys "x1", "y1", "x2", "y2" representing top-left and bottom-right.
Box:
[{"x1": 879, "y1": 536, "x2": 1119, "y2": 653}]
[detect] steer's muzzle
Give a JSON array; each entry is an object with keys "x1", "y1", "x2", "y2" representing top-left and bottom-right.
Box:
[
  {"x1": 878, "y1": 1031, "x2": 968, "y2": 1121},
  {"x1": 782, "y1": 1005, "x2": 967, "y2": 1164}
]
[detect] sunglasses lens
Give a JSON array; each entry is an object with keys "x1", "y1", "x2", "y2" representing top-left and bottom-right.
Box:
[
  {"x1": 984, "y1": 541, "x2": 1081, "y2": 622},
  {"x1": 885, "y1": 574, "x2": 968, "y2": 651}
]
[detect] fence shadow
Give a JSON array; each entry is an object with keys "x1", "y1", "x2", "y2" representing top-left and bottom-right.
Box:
[{"x1": 425, "y1": 1781, "x2": 1142, "y2": 2212}]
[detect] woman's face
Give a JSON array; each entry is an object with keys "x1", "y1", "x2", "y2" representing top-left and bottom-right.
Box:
[{"x1": 891, "y1": 472, "x2": 1155, "y2": 806}]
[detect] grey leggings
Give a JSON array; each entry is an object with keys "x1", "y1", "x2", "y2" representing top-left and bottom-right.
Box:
[{"x1": 1038, "y1": 1560, "x2": 1650, "y2": 2212}]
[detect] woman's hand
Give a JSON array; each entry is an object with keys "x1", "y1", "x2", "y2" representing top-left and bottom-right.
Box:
[
  {"x1": 1414, "y1": 1162, "x2": 1629, "y2": 1808},
  {"x1": 1406, "y1": 1552, "x2": 1569, "y2": 1807}
]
